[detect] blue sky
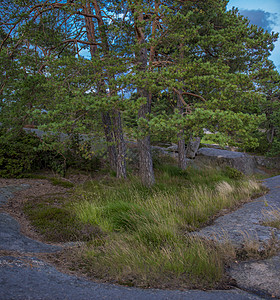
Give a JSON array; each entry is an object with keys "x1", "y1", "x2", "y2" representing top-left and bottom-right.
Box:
[{"x1": 227, "y1": 0, "x2": 280, "y2": 71}]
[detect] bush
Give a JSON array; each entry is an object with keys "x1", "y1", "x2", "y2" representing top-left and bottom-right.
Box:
[
  {"x1": 267, "y1": 138, "x2": 280, "y2": 157},
  {"x1": 0, "y1": 128, "x2": 102, "y2": 178},
  {"x1": 0, "y1": 129, "x2": 41, "y2": 178},
  {"x1": 224, "y1": 166, "x2": 244, "y2": 180}
]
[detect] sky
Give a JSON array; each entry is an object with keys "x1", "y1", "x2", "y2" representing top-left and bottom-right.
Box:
[{"x1": 227, "y1": 0, "x2": 280, "y2": 71}]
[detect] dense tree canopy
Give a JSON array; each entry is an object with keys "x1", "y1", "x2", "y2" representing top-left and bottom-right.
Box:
[{"x1": 0, "y1": 0, "x2": 279, "y2": 185}]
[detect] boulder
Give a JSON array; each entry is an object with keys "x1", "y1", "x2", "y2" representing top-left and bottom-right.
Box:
[
  {"x1": 186, "y1": 137, "x2": 201, "y2": 158},
  {"x1": 229, "y1": 255, "x2": 280, "y2": 298},
  {"x1": 254, "y1": 155, "x2": 280, "y2": 170},
  {"x1": 196, "y1": 148, "x2": 257, "y2": 174}
]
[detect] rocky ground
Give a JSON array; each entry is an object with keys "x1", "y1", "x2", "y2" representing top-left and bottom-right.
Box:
[
  {"x1": 0, "y1": 176, "x2": 279, "y2": 300},
  {"x1": 195, "y1": 175, "x2": 280, "y2": 298}
]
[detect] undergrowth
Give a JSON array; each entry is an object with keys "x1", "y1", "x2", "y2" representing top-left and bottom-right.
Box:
[
  {"x1": 67, "y1": 166, "x2": 263, "y2": 288},
  {"x1": 262, "y1": 207, "x2": 280, "y2": 229},
  {"x1": 24, "y1": 195, "x2": 101, "y2": 242},
  {"x1": 23, "y1": 165, "x2": 265, "y2": 289}
]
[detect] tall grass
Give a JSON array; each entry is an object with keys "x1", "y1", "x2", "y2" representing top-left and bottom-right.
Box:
[
  {"x1": 71, "y1": 166, "x2": 263, "y2": 288},
  {"x1": 262, "y1": 206, "x2": 280, "y2": 229}
]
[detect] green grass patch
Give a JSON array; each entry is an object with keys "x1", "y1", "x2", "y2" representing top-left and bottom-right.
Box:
[
  {"x1": 23, "y1": 165, "x2": 265, "y2": 289},
  {"x1": 22, "y1": 174, "x2": 49, "y2": 180},
  {"x1": 69, "y1": 166, "x2": 263, "y2": 288},
  {"x1": 49, "y1": 177, "x2": 74, "y2": 188},
  {"x1": 200, "y1": 136, "x2": 217, "y2": 145},
  {"x1": 82, "y1": 235, "x2": 227, "y2": 289},
  {"x1": 24, "y1": 195, "x2": 101, "y2": 242}
]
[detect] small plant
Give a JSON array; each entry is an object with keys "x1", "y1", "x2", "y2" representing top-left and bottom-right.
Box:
[
  {"x1": 236, "y1": 230, "x2": 280, "y2": 260},
  {"x1": 262, "y1": 207, "x2": 280, "y2": 229},
  {"x1": 0, "y1": 128, "x2": 103, "y2": 178},
  {"x1": 0, "y1": 129, "x2": 41, "y2": 178},
  {"x1": 49, "y1": 177, "x2": 74, "y2": 188},
  {"x1": 224, "y1": 166, "x2": 244, "y2": 180},
  {"x1": 24, "y1": 196, "x2": 102, "y2": 242}
]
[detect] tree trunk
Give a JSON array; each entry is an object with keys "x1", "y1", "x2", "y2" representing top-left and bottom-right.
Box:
[
  {"x1": 112, "y1": 110, "x2": 127, "y2": 178},
  {"x1": 186, "y1": 136, "x2": 201, "y2": 158},
  {"x1": 93, "y1": 0, "x2": 127, "y2": 178},
  {"x1": 178, "y1": 133, "x2": 187, "y2": 169},
  {"x1": 137, "y1": 91, "x2": 155, "y2": 186},
  {"x1": 101, "y1": 112, "x2": 117, "y2": 171},
  {"x1": 134, "y1": 9, "x2": 155, "y2": 186},
  {"x1": 138, "y1": 135, "x2": 154, "y2": 186},
  {"x1": 177, "y1": 91, "x2": 187, "y2": 170}
]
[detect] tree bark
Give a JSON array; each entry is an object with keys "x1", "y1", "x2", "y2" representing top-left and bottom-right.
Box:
[
  {"x1": 137, "y1": 91, "x2": 155, "y2": 186},
  {"x1": 112, "y1": 110, "x2": 127, "y2": 178},
  {"x1": 177, "y1": 90, "x2": 187, "y2": 170},
  {"x1": 186, "y1": 136, "x2": 201, "y2": 158},
  {"x1": 176, "y1": 42, "x2": 187, "y2": 170},
  {"x1": 134, "y1": 9, "x2": 155, "y2": 186},
  {"x1": 101, "y1": 111, "x2": 117, "y2": 170}
]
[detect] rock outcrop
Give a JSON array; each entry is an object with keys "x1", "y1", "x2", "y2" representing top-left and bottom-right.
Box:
[
  {"x1": 196, "y1": 147, "x2": 280, "y2": 175},
  {"x1": 196, "y1": 148, "x2": 256, "y2": 174}
]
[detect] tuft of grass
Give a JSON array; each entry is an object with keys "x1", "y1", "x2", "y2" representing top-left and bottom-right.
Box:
[
  {"x1": 82, "y1": 234, "x2": 227, "y2": 288},
  {"x1": 24, "y1": 196, "x2": 101, "y2": 242},
  {"x1": 262, "y1": 207, "x2": 280, "y2": 229},
  {"x1": 74, "y1": 175, "x2": 262, "y2": 231},
  {"x1": 236, "y1": 230, "x2": 280, "y2": 260},
  {"x1": 69, "y1": 166, "x2": 263, "y2": 288},
  {"x1": 49, "y1": 177, "x2": 74, "y2": 188}
]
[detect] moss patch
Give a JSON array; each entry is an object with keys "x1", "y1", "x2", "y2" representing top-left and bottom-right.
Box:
[{"x1": 24, "y1": 195, "x2": 102, "y2": 242}]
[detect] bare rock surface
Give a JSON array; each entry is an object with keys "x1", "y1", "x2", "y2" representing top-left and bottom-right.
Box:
[
  {"x1": 196, "y1": 147, "x2": 280, "y2": 175},
  {"x1": 0, "y1": 212, "x2": 61, "y2": 253},
  {"x1": 195, "y1": 175, "x2": 280, "y2": 298},
  {"x1": 0, "y1": 255, "x2": 262, "y2": 300},
  {"x1": 197, "y1": 148, "x2": 257, "y2": 174},
  {"x1": 229, "y1": 255, "x2": 280, "y2": 298},
  {"x1": 195, "y1": 175, "x2": 280, "y2": 246},
  {"x1": 186, "y1": 137, "x2": 201, "y2": 158}
]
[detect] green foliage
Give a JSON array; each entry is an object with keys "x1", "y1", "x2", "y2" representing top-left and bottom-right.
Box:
[
  {"x1": 70, "y1": 168, "x2": 262, "y2": 288},
  {"x1": 0, "y1": 129, "x2": 41, "y2": 178},
  {"x1": 0, "y1": 128, "x2": 67, "y2": 177},
  {"x1": 49, "y1": 178, "x2": 74, "y2": 188},
  {"x1": 223, "y1": 166, "x2": 244, "y2": 180},
  {"x1": 1, "y1": 0, "x2": 280, "y2": 185},
  {"x1": 24, "y1": 196, "x2": 102, "y2": 242},
  {"x1": 268, "y1": 138, "x2": 280, "y2": 157},
  {"x1": 0, "y1": 128, "x2": 102, "y2": 178}
]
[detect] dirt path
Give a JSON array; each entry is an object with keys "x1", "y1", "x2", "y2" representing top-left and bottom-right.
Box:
[{"x1": 1, "y1": 177, "x2": 278, "y2": 299}]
